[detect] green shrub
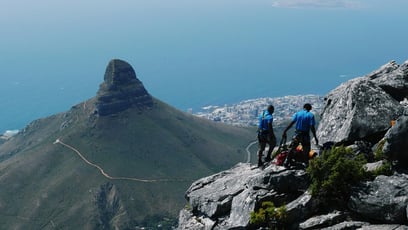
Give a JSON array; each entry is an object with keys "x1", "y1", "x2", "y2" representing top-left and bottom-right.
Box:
[
  {"x1": 307, "y1": 146, "x2": 367, "y2": 201},
  {"x1": 374, "y1": 139, "x2": 386, "y2": 161},
  {"x1": 250, "y1": 201, "x2": 287, "y2": 229}
]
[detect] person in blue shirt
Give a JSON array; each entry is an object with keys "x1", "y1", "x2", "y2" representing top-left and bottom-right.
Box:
[
  {"x1": 257, "y1": 105, "x2": 276, "y2": 167},
  {"x1": 282, "y1": 103, "x2": 318, "y2": 167}
]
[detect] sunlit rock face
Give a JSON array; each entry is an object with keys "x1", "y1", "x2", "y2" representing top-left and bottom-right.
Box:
[{"x1": 318, "y1": 60, "x2": 407, "y2": 145}]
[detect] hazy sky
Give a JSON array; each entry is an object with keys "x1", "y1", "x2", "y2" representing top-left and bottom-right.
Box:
[{"x1": 1, "y1": 0, "x2": 408, "y2": 132}]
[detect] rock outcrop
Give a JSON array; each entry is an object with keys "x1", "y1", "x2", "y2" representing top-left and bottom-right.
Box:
[
  {"x1": 383, "y1": 115, "x2": 408, "y2": 163},
  {"x1": 349, "y1": 173, "x2": 408, "y2": 224},
  {"x1": 369, "y1": 60, "x2": 408, "y2": 101},
  {"x1": 178, "y1": 163, "x2": 314, "y2": 230},
  {"x1": 177, "y1": 162, "x2": 408, "y2": 229},
  {"x1": 94, "y1": 182, "x2": 129, "y2": 229},
  {"x1": 317, "y1": 60, "x2": 407, "y2": 145},
  {"x1": 177, "y1": 60, "x2": 408, "y2": 230},
  {"x1": 95, "y1": 59, "x2": 153, "y2": 116}
]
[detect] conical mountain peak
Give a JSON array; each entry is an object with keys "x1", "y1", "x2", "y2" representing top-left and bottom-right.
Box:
[
  {"x1": 95, "y1": 59, "x2": 153, "y2": 116},
  {"x1": 104, "y1": 59, "x2": 137, "y2": 86}
]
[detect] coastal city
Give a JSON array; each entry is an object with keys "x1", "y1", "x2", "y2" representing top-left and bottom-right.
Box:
[{"x1": 193, "y1": 94, "x2": 325, "y2": 127}]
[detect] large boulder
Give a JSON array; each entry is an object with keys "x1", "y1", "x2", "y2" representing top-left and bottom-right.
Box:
[
  {"x1": 348, "y1": 173, "x2": 408, "y2": 224},
  {"x1": 318, "y1": 78, "x2": 403, "y2": 144},
  {"x1": 177, "y1": 209, "x2": 215, "y2": 230},
  {"x1": 285, "y1": 191, "x2": 320, "y2": 229},
  {"x1": 369, "y1": 60, "x2": 408, "y2": 101},
  {"x1": 95, "y1": 59, "x2": 153, "y2": 116},
  {"x1": 178, "y1": 163, "x2": 311, "y2": 229},
  {"x1": 383, "y1": 115, "x2": 408, "y2": 163},
  {"x1": 318, "y1": 60, "x2": 407, "y2": 144},
  {"x1": 299, "y1": 211, "x2": 347, "y2": 230}
]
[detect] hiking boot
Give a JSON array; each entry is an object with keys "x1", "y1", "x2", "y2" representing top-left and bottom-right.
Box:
[{"x1": 258, "y1": 160, "x2": 264, "y2": 167}]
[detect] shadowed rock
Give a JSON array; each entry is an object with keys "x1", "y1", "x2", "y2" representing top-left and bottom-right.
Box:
[
  {"x1": 348, "y1": 173, "x2": 408, "y2": 224},
  {"x1": 95, "y1": 59, "x2": 153, "y2": 116},
  {"x1": 383, "y1": 115, "x2": 408, "y2": 164},
  {"x1": 369, "y1": 60, "x2": 408, "y2": 101}
]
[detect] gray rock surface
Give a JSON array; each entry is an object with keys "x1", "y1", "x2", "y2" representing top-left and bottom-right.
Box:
[
  {"x1": 285, "y1": 191, "x2": 320, "y2": 228},
  {"x1": 179, "y1": 163, "x2": 310, "y2": 229},
  {"x1": 369, "y1": 60, "x2": 408, "y2": 101},
  {"x1": 364, "y1": 160, "x2": 385, "y2": 172},
  {"x1": 299, "y1": 211, "x2": 347, "y2": 229},
  {"x1": 95, "y1": 59, "x2": 153, "y2": 116},
  {"x1": 359, "y1": 225, "x2": 408, "y2": 230},
  {"x1": 383, "y1": 115, "x2": 408, "y2": 163},
  {"x1": 177, "y1": 209, "x2": 215, "y2": 230},
  {"x1": 324, "y1": 221, "x2": 369, "y2": 230},
  {"x1": 318, "y1": 78, "x2": 402, "y2": 144},
  {"x1": 318, "y1": 60, "x2": 406, "y2": 144},
  {"x1": 348, "y1": 173, "x2": 408, "y2": 224}
]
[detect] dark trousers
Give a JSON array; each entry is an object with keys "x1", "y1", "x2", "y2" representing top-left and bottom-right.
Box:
[{"x1": 258, "y1": 131, "x2": 276, "y2": 161}]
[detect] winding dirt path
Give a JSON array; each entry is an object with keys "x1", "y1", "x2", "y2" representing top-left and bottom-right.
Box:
[
  {"x1": 53, "y1": 138, "x2": 191, "y2": 183},
  {"x1": 245, "y1": 140, "x2": 258, "y2": 163}
]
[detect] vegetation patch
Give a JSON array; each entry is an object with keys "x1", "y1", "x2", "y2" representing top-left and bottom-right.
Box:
[
  {"x1": 307, "y1": 146, "x2": 367, "y2": 202},
  {"x1": 374, "y1": 139, "x2": 386, "y2": 161},
  {"x1": 250, "y1": 201, "x2": 287, "y2": 229}
]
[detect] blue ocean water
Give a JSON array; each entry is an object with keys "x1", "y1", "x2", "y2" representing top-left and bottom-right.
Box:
[{"x1": 1, "y1": 0, "x2": 408, "y2": 133}]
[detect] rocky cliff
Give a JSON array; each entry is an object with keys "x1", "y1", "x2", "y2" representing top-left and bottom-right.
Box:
[
  {"x1": 317, "y1": 60, "x2": 407, "y2": 145},
  {"x1": 177, "y1": 60, "x2": 408, "y2": 229},
  {"x1": 95, "y1": 59, "x2": 153, "y2": 116}
]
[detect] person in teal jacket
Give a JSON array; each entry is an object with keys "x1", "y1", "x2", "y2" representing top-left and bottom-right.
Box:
[
  {"x1": 282, "y1": 103, "x2": 318, "y2": 167},
  {"x1": 257, "y1": 105, "x2": 276, "y2": 167}
]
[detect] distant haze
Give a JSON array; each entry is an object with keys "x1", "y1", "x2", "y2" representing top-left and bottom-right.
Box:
[{"x1": 1, "y1": 0, "x2": 408, "y2": 132}]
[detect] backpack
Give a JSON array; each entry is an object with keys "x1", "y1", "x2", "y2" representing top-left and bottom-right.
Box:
[
  {"x1": 272, "y1": 137, "x2": 288, "y2": 166},
  {"x1": 259, "y1": 111, "x2": 270, "y2": 131},
  {"x1": 274, "y1": 151, "x2": 288, "y2": 166}
]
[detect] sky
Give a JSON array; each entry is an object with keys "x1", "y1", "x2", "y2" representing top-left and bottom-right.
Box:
[{"x1": 1, "y1": 0, "x2": 408, "y2": 132}]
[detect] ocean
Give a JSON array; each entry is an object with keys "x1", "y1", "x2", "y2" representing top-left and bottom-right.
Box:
[{"x1": 1, "y1": 0, "x2": 408, "y2": 133}]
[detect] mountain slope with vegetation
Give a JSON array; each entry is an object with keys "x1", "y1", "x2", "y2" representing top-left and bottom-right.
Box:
[{"x1": 0, "y1": 59, "x2": 255, "y2": 229}]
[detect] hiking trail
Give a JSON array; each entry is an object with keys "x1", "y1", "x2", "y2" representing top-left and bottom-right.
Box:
[
  {"x1": 245, "y1": 140, "x2": 258, "y2": 163},
  {"x1": 53, "y1": 138, "x2": 192, "y2": 183}
]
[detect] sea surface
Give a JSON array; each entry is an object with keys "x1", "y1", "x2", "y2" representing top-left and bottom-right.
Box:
[{"x1": 1, "y1": 0, "x2": 408, "y2": 133}]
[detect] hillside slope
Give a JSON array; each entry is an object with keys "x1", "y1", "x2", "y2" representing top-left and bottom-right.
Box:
[{"x1": 0, "y1": 60, "x2": 255, "y2": 229}]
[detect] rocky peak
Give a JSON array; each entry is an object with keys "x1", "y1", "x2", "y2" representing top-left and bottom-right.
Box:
[
  {"x1": 317, "y1": 60, "x2": 407, "y2": 145},
  {"x1": 95, "y1": 59, "x2": 153, "y2": 116},
  {"x1": 370, "y1": 60, "x2": 408, "y2": 101},
  {"x1": 366, "y1": 60, "x2": 400, "y2": 80}
]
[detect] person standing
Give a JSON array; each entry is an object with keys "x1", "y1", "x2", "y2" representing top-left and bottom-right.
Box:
[
  {"x1": 257, "y1": 105, "x2": 276, "y2": 167},
  {"x1": 282, "y1": 103, "x2": 318, "y2": 167}
]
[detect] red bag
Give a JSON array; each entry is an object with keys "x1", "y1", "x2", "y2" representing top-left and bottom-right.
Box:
[{"x1": 274, "y1": 151, "x2": 288, "y2": 166}]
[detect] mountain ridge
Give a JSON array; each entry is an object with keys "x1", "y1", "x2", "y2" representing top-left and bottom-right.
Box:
[{"x1": 0, "y1": 59, "x2": 255, "y2": 229}]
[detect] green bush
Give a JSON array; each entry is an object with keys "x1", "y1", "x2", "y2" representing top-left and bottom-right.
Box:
[
  {"x1": 374, "y1": 139, "x2": 386, "y2": 161},
  {"x1": 250, "y1": 201, "x2": 287, "y2": 229},
  {"x1": 307, "y1": 146, "x2": 367, "y2": 201}
]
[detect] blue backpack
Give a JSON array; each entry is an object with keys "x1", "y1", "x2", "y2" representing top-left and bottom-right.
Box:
[{"x1": 259, "y1": 111, "x2": 270, "y2": 131}]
